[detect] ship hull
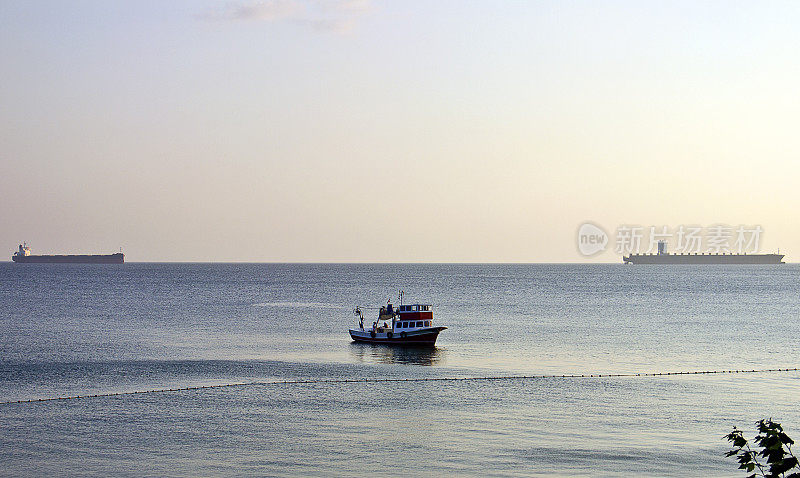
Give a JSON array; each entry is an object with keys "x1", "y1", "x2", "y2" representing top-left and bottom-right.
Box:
[
  {"x1": 12, "y1": 253, "x2": 124, "y2": 264},
  {"x1": 623, "y1": 253, "x2": 784, "y2": 264},
  {"x1": 349, "y1": 327, "x2": 446, "y2": 345}
]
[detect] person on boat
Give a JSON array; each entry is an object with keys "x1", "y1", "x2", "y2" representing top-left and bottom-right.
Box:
[{"x1": 387, "y1": 300, "x2": 393, "y2": 315}]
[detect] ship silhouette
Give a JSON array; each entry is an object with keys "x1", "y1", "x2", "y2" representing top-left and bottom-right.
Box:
[{"x1": 12, "y1": 243, "x2": 124, "y2": 264}]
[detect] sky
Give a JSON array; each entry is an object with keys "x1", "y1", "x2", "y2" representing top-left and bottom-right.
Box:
[{"x1": 1, "y1": 0, "x2": 799, "y2": 262}]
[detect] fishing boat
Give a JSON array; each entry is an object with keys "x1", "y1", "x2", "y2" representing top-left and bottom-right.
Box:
[{"x1": 349, "y1": 300, "x2": 446, "y2": 345}]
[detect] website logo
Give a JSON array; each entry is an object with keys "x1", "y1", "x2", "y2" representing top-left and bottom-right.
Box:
[{"x1": 577, "y1": 222, "x2": 609, "y2": 256}]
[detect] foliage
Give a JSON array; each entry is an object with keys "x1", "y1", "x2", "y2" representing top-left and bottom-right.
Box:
[{"x1": 725, "y1": 419, "x2": 799, "y2": 478}]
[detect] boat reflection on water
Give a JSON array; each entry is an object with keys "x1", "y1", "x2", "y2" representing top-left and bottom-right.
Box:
[{"x1": 348, "y1": 343, "x2": 446, "y2": 366}]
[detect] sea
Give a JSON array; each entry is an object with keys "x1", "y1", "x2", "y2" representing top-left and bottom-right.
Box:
[{"x1": 1, "y1": 263, "x2": 798, "y2": 477}]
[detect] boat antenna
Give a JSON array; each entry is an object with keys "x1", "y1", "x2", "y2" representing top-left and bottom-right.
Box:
[{"x1": 399, "y1": 290, "x2": 404, "y2": 306}]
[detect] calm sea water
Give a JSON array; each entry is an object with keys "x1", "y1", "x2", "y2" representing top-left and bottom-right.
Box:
[{"x1": 1, "y1": 263, "x2": 798, "y2": 476}]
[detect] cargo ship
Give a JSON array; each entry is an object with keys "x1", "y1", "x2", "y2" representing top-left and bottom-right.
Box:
[
  {"x1": 11, "y1": 243, "x2": 124, "y2": 264},
  {"x1": 623, "y1": 241, "x2": 784, "y2": 265}
]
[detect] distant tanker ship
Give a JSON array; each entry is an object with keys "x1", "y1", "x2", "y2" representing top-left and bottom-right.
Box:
[
  {"x1": 623, "y1": 241, "x2": 784, "y2": 265},
  {"x1": 11, "y1": 243, "x2": 124, "y2": 264}
]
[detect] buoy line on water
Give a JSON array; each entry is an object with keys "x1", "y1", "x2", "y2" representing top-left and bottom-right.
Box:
[{"x1": 1, "y1": 367, "x2": 798, "y2": 406}]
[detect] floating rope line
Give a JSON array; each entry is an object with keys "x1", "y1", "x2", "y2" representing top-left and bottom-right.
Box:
[{"x1": 1, "y1": 367, "x2": 797, "y2": 406}]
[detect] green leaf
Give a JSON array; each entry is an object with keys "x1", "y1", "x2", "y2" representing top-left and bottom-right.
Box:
[
  {"x1": 782, "y1": 456, "x2": 798, "y2": 469},
  {"x1": 725, "y1": 419, "x2": 798, "y2": 477},
  {"x1": 779, "y1": 432, "x2": 795, "y2": 445},
  {"x1": 732, "y1": 436, "x2": 748, "y2": 448},
  {"x1": 770, "y1": 457, "x2": 798, "y2": 475}
]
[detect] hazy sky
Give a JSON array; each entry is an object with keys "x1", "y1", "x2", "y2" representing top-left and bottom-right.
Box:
[{"x1": 2, "y1": 1, "x2": 799, "y2": 262}]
